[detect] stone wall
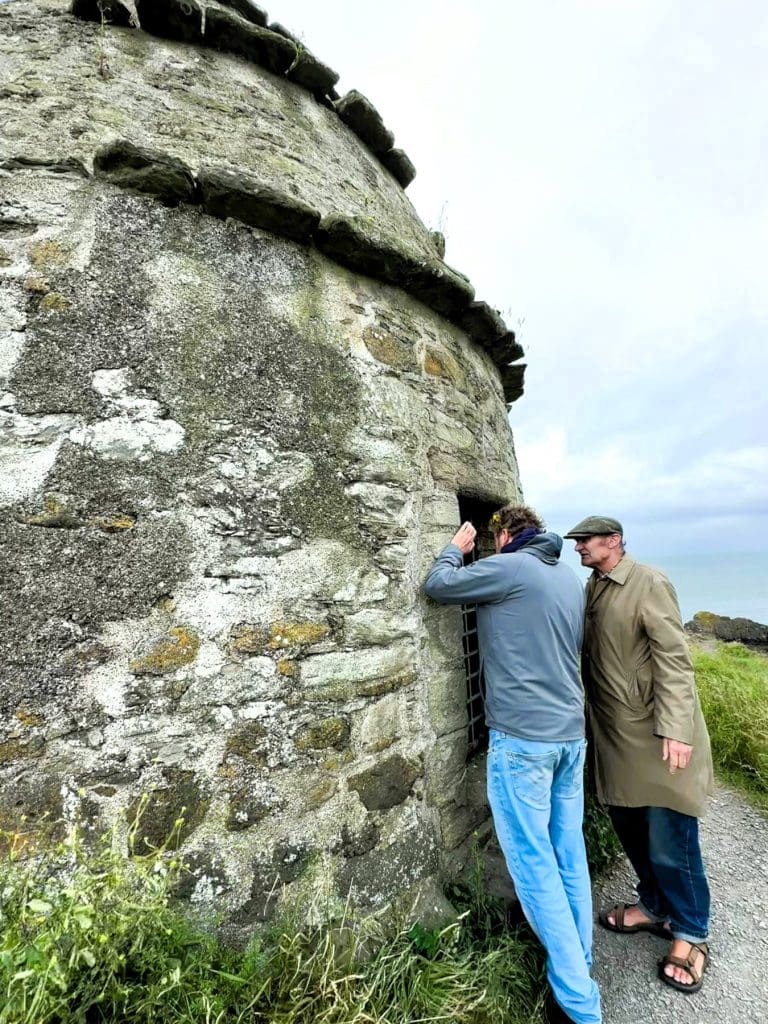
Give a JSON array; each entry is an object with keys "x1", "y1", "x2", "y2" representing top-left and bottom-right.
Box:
[{"x1": 0, "y1": 0, "x2": 524, "y2": 932}]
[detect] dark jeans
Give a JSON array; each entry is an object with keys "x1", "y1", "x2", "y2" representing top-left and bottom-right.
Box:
[{"x1": 608, "y1": 805, "x2": 710, "y2": 943}]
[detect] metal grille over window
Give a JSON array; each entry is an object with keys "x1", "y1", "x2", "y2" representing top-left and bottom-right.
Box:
[{"x1": 457, "y1": 496, "x2": 500, "y2": 759}]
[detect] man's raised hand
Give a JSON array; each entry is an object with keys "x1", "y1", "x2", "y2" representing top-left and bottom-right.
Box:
[{"x1": 450, "y1": 521, "x2": 477, "y2": 555}]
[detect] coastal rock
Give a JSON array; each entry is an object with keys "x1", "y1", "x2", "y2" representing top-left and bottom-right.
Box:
[{"x1": 686, "y1": 611, "x2": 768, "y2": 646}]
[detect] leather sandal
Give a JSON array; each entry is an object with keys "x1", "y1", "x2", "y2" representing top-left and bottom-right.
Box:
[
  {"x1": 658, "y1": 941, "x2": 709, "y2": 993},
  {"x1": 598, "y1": 901, "x2": 671, "y2": 938}
]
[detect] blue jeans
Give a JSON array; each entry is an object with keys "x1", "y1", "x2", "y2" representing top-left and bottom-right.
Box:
[
  {"x1": 487, "y1": 730, "x2": 601, "y2": 1024},
  {"x1": 608, "y1": 805, "x2": 710, "y2": 943}
]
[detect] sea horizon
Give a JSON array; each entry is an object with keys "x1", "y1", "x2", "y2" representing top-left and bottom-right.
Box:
[{"x1": 561, "y1": 548, "x2": 768, "y2": 627}]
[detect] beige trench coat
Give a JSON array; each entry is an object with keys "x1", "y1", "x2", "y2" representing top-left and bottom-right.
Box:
[{"x1": 583, "y1": 556, "x2": 714, "y2": 818}]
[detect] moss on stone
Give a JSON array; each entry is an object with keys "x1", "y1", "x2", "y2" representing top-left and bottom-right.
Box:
[
  {"x1": 230, "y1": 623, "x2": 268, "y2": 654},
  {"x1": 29, "y1": 239, "x2": 69, "y2": 271},
  {"x1": 692, "y1": 611, "x2": 717, "y2": 630},
  {"x1": 89, "y1": 514, "x2": 136, "y2": 532},
  {"x1": 126, "y1": 770, "x2": 210, "y2": 850},
  {"x1": 320, "y1": 750, "x2": 355, "y2": 771},
  {"x1": 15, "y1": 709, "x2": 44, "y2": 728},
  {"x1": 268, "y1": 620, "x2": 330, "y2": 649},
  {"x1": 39, "y1": 292, "x2": 71, "y2": 312},
  {"x1": 294, "y1": 716, "x2": 349, "y2": 752},
  {"x1": 226, "y1": 787, "x2": 272, "y2": 831},
  {"x1": 277, "y1": 658, "x2": 297, "y2": 678},
  {"x1": 129, "y1": 626, "x2": 201, "y2": 676},
  {"x1": 22, "y1": 274, "x2": 49, "y2": 294},
  {"x1": 348, "y1": 754, "x2": 421, "y2": 811},
  {"x1": 24, "y1": 495, "x2": 81, "y2": 528},
  {"x1": 302, "y1": 668, "x2": 417, "y2": 703},
  {"x1": 369, "y1": 736, "x2": 396, "y2": 753},
  {"x1": 305, "y1": 776, "x2": 338, "y2": 810},
  {"x1": 225, "y1": 722, "x2": 268, "y2": 765},
  {"x1": 0, "y1": 735, "x2": 44, "y2": 764}
]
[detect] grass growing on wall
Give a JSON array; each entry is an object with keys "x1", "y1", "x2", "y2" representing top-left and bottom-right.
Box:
[
  {"x1": 0, "y1": 824, "x2": 545, "y2": 1024},
  {"x1": 692, "y1": 641, "x2": 768, "y2": 806}
]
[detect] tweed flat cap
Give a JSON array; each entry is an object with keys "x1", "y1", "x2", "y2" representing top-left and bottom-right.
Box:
[{"x1": 564, "y1": 515, "x2": 623, "y2": 538}]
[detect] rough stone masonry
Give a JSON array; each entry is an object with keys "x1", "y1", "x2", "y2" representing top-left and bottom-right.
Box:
[{"x1": 0, "y1": 0, "x2": 526, "y2": 933}]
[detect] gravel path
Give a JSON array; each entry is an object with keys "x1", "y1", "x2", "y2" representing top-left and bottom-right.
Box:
[{"x1": 592, "y1": 784, "x2": 768, "y2": 1023}]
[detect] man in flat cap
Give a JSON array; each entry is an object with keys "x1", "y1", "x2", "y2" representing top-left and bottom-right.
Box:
[
  {"x1": 565, "y1": 516, "x2": 714, "y2": 994},
  {"x1": 426, "y1": 504, "x2": 600, "y2": 1024}
]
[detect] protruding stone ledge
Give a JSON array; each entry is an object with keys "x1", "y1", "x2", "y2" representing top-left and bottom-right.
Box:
[
  {"x1": 10, "y1": 139, "x2": 524, "y2": 403},
  {"x1": 380, "y1": 148, "x2": 416, "y2": 188},
  {"x1": 315, "y1": 214, "x2": 474, "y2": 318},
  {"x1": 334, "y1": 90, "x2": 395, "y2": 157},
  {"x1": 70, "y1": 1, "x2": 412, "y2": 188},
  {"x1": 287, "y1": 49, "x2": 340, "y2": 96},
  {"x1": 199, "y1": 165, "x2": 321, "y2": 242},
  {"x1": 500, "y1": 363, "x2": 526, "y2": 404},
  {"x1": 459, "y1": 301, "x2": 507, "y2": 347},
  {"x1": 221, "y1": 0, "x2": 268, "y2": 26},
  {"x1": 0, "y1": 155, "x2": 90, "y2": 178},
  {"x1": 93, "y1": 140, "x2": 196, "y2": 205}
]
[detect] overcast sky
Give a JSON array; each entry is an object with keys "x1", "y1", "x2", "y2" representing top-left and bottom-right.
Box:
[{"x1": 274, "y1": 0, "x2": 767, "y2": 556}]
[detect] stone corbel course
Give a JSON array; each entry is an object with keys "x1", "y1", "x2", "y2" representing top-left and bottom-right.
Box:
[
  {"x1": 70, "y1": 0, "x2": 414, "y2": 187},
  {"x1": 87, "y1": 139, "x2": 526, "y2": 402}
]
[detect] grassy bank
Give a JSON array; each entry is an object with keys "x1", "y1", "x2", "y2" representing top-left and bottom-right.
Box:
[
  {"x1": 692, "y1": 640, "x2": 768, "y2": 807},
  {"x1": 0, "y1": 826, "x2": 544, "y2": 1024}
]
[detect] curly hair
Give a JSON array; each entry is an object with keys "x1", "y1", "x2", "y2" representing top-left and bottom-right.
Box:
[{"x1": 489, "y1": 503, "x2": 545, "y2": 537}]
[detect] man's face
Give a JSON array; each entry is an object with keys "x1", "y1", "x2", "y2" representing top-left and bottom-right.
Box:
[
  {"x1": 494, "y1": 529, "x2": 510, "y2": 554},
  {"x1": 573, "y1": 533, "x2": 621, "y2": 571}
]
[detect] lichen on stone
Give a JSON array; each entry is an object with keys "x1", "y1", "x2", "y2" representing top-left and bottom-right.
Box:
[
  {"x1": 224, "y1": 722, "x2": 268, "y2": 765},
  {"x1": 23, "y1": 495, "x2": 81, "y2": 529},
  {"x1": 89, "y1": 513, "x2": 136, "y2": 532},
  {"x1": 294, "y1": 716, "x2": 349, "y2": 752},
  {"x1": 268, "y1": 620, "x2": 330, "y2": 649},
  {"x1": 305, "y1": 776, "x2": 338, "y2": 810},
  {"x1": 129, "y1": 627, "x2": 201, "y2": 676},
  {"x1": 39, "y1": 292, "x2": 70, "y2": 313},
  {"x1": 29, "y1": 238, "x2": 69, "y2": 271}
]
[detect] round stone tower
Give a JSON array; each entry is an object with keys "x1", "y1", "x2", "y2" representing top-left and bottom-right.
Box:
[{"x1": 0, "y1": 0, "x2": 526, "y2": 928}]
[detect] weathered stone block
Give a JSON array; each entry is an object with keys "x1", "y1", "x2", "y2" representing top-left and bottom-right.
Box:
[
  {"x1": 294, "y1": 716, "x2": 350, "y2": 752},
  {"x1": 126, "y1": 769, "x2": 210, "y2": 850},
  {"x1": 459, "y1": 301, "x2": 506, "y2": 346},
  {"x1": 204, "y1": 9, "x2": 297, "y2": 75},
  {"x1": 380, "y1": 148, "x2": 416, "y2": 188},
  {"x1": 500, "y1": 362, "x2": 526, "y2": 403},
  {"x1": 287, "y1": 49, "x2": 340, "y2": 96},
  {"x1": 337, "y1": 819, "x2": 438, "y2": 907},
  {"x1": 300, "y1": 646, "x2": 416, "y2": 701},
  {"x1": 129, "y1": 627, "x2": 201, "y2": 676},
  {"x1": 93, "y1": 140, "x2": 196, "y2": 206},
  {"x1": 220, "y1": 0, "x2": 268, "y2": 26},
  {"x1": 348, "y1": 753, "x2": 420, "y2": 810},
  {"x1": 224, "y1": 721, "x2": 267, "y2": 765},
  {"x1": 226, "y1": 787, "x2": 272, "y2": 831},
  {"x1": 199, "y1": 165, "x2": 321, "y2": 242},
  {"x1": 335, "y1": 90, "x2": 395, "y2": 156}
]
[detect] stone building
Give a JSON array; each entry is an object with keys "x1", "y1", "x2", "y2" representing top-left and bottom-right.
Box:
[{"x1": 0, "y1": 0, "x2": 526, "y2": 928}]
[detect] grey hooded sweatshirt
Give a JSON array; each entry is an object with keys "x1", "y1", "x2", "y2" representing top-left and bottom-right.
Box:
[{"x1": 424, "y1": 532, "x2": 585, "y2": 741}]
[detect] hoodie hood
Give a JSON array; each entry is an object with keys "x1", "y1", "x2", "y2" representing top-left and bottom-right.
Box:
[{"x1": 518, "y1": 530, "x2": 563, "y2": 564}]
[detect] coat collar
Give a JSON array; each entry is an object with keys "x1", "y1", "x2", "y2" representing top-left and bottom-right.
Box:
[{"x1": 593, "y1": 554, "x2": 635, "y2": 585}]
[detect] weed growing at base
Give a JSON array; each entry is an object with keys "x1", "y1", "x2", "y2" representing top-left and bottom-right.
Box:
[
  {"x1": 693, "y1": 641, "x2": 768, "y2": 806},
  {"x1": 0, "y1": 821, "x2": 543, "y2": 1024}
]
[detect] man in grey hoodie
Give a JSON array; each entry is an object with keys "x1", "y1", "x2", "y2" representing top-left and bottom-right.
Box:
[{"x1": 425, "y1": 503, "x2": 600, "y2": 1024}]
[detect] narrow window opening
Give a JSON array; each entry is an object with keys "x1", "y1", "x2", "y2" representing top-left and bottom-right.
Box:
[{"x1": 457, "y1": 494, "x2": 502, "y2": 759}]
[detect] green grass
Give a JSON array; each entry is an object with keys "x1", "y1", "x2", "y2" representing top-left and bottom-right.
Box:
[
  {"x1": 0, "y1": 823, "x2": 544, "y2": 1024},
  {"x1": 693, "y1": 641, "x2": 768, "y2": 806}
]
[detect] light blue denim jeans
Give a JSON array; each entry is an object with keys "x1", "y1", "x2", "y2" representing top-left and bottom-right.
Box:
[{"x1": 487, "y1": 729, "x2": 601, "y2": 1024}]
